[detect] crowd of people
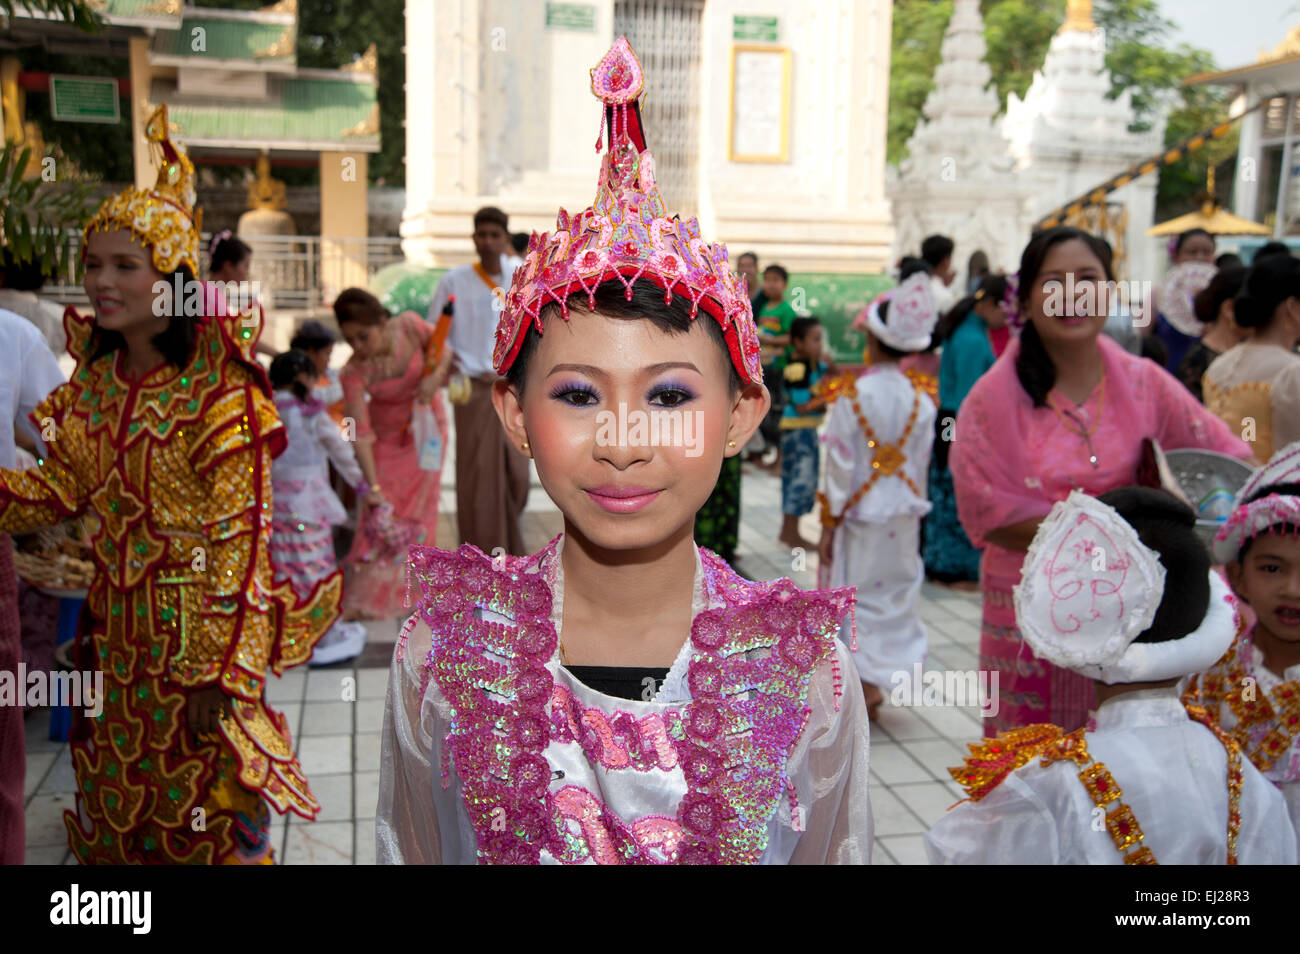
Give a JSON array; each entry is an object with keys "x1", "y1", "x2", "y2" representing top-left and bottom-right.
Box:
[{"x1": 1, "y1": 40, "x2": 1298, "y2": 867}]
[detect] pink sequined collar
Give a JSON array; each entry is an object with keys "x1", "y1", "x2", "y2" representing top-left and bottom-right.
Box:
[{"x1": 405, "y1": 534, "x2": 855, "y2": 864}]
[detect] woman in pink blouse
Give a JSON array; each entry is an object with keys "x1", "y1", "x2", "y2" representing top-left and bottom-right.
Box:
[
  {"x1": 335, "y1": 289, "x2": 450, "y2": 620},
  {"x1": 951, "y1": 227, "x2": 1251, "y2": 735}
]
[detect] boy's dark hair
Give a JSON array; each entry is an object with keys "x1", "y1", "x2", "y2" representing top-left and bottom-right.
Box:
[
  {"x1": 1096, "y1": 486, "x2": 1210, "y2": 644},
  {"x1": 270, "y1": 348, "x2": 316, "y2": 400},
  {"x1": 290, "y1": 319, "x2": 337, "y2": 352},
  {"x1": 1193, "y1": 264, "x2": 1245, "y2": 324},
  {"x1": 789, "y1": 316, "x2": 820, "y2": 344},
  {"x1": 1234, "y1": 251, "x2": 1300, "y2": 329},
  {"x1": 474, "y1": 206, "x2": 509, "y2": 232},
  {"x1": 921, "y1": 234, "x2": 955, "y2": 269},
  {"x1": 333, "y1": 287, "x2": 389, "y2": 327},
  {"x1": 763, "y1": 264, "x2": 788, "y2": 283},
  {"x1": 1236, "y1": 481, "x2": 1300, "y2": 560},
  {"x1": 504, "y1": 278, "x2": 744, "y2": 399},
  {"x1": 1253, "y1": 240, "x2": 1292, "y2": 262},
  {"x1": 511, "y1": 232, "x2": 530, "y2": 256},
  {"x1": 738, "y1": 251, "x2": 758, "y2": 267},
  {"x1": 1014, "y1": 226, "x2": 1115, "y2": 406},
  {"x1": 898, "y1": 256, "x2": 931, "y2": 281},
  {"x1": 89, "y1": 264, "x2": 200, "y2": 368},
  {"x1": 869, "y1": 300, "x2": 910, "y2": 361},
  {"x1": 209, "y1": 234, "x2": 252, "y2": 274},
  {"x1": 1215, "y1": 252, "x2": 1243, "y2": 270}
]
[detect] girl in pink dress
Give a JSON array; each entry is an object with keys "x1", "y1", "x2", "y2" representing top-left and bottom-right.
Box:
[
  {"x1": 336, "y1": 289, "x2": 451, "y2": 619},
  {"x1": 951, "y1": 226, "x2": 1251, "y2": 736}
]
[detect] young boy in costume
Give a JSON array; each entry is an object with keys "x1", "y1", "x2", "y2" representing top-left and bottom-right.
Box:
[
  {"x1": 1184, "y1": 440, "x2": 1300, "y2": 857},
  {"x1": 375, "y1": 37, "x2": 872, "y2": 866},
  {"x1": 818, "y1": 273, "x2": 938, "y2": 717},
  {"x1": 926, "y1": 487, "x2": 1295, "y2": 864}
]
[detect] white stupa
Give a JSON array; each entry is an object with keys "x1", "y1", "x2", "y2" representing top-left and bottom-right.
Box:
[
  {"x1": 1002, "y1": 0, "x2": 1167, "y2": 280},
  {"x1": 888, "y1": 0, "x2": 1035, "y2": 290}
]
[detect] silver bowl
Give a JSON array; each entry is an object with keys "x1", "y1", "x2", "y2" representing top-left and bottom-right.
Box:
[{"x1": 1163, "y1": 449, "x2": 1255, "y2": 550}]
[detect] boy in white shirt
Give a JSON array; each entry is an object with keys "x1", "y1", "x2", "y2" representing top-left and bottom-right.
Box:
[
  {"x1": 818, "y1": 272, "x2": 937, "y2": 717},
  {"x1": 926, "y1": 487, "x2": 1296, "y2": 864}
]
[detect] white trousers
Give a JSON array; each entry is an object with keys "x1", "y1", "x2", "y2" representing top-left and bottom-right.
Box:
[{"x1": 830, "y1": 515, "x2": 927, "y2": 686}]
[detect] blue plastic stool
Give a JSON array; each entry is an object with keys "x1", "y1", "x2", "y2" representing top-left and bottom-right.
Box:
[{"x1": 48, "y1": 596, "x2": 84, "y2": 742}]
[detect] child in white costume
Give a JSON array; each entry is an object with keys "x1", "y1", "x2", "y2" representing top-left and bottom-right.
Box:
[
  {"x1": 926, "y1": 488, "x2": 1295, "y2": 864},
  {"x1": 269, "y1": 350, "x2": 370, "y2": 665},
  {"x1": 818, "y1": 272, "x2": 937, "y2": 716},
  {"x1": 1184, "y1": 440, "x2": 1300, "y2": 859}
]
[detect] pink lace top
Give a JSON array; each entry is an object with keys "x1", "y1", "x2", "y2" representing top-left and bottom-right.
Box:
[
  {"x1": 951, "y1": 334, "x2": 1251, "y2": 590},
  {"x1": 375, "y1": 534, "x2": 873, "y2": 864}
]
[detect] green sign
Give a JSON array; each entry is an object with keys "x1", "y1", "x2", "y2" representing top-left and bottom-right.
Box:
[
  {"x1": 733, "y1": 14, "x2": 779, "y2": 42},
  {"x1": 546, "y1": 2, "x2": 596, "y2": 31},
  {"x1": 789, "y1": 272, "x2": 895, "y2": 364},
  {"x1": 50, "y1": 75, "x2": 121, "y2": 124}
]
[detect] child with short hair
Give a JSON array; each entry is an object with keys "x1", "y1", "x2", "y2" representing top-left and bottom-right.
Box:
[
  {"x1": 269, "y1": 350, "x2": 371, "y2": 665},
  {"x1": 778, "y1": 317, "x2": 833, "y2": 550},
  {"x1": 754, "y1": 263, "x2": 797, "y2": 469},
  {"x1": 818, "y1": 273, "x2": 937, "y2": 715},
  {"x1": 1183, "y1": 440, "x2": 1300, "y2": 856},
  {"x1": 376, "y1": 37, "x2": 871, "y2": 865},
  {"x1": 927, "y1": 487, "x2": 1296, "y2": 864}
]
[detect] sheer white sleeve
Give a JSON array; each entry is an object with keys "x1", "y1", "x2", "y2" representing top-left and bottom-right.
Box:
[
  {"x1": 785, "y1": 640, "x2": 874, "y2": 864},
  {"x1": 924, "y1": 773, "x2": 1060, "y2": 864},
  {"x1": 376, "y1": 615, "x2": 442, "y2": 864}
]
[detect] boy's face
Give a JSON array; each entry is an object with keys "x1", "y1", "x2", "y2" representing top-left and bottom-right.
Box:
[
  {"x1": 795, "y1": 325, "x2": 824, "y2": 358},
  {"x1": 493, "y1": 308, "x2": 768, "y2": 552},
  {"x1": 762, "y1": 272, "x2": 786, "y2": 301},
  {"x1": 936, "y1": 256, "x2": 955, "y2": 285},
  {"x1": 737, "y1": 256, "x2": 758, "y2": 292},
  {"x1": 472, "y1": 222, "x2": 509, "y2": 262},
  {"x1": 1228, "y1": 533, "x2": 1300, "y2": 645}
]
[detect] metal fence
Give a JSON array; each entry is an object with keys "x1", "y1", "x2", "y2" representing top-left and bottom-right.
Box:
[{"x1": 43, "y1": 231, "x2": 406, "y2": 309}]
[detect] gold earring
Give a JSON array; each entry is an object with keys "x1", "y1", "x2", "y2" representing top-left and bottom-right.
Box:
[
  {"x1": 727, "y1": 440, "x2": 736, "y2": 448},
  {"x1": 522, "y1": 440, "x2": 530, "y2": 451}
]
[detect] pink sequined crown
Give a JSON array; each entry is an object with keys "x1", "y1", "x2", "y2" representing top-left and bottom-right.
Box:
[{"x1": 493, "y1": 37, "x2": 763, "y2": 386}]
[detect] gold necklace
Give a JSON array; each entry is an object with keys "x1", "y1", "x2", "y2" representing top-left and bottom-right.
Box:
[{"x1": 1046, "y1": 364, "x2": 1107, "y2": 468}]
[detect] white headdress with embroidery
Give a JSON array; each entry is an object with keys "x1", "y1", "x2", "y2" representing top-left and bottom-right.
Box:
[
  {"x1": 866, "y1": 271, "x2": 938, "y2": 353},
  {"x1": 1014, "y1": 490, "x2": 1237, "y2": 685}
]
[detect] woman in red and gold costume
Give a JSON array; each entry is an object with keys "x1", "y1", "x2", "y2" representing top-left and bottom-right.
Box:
[{"x1": 0, "y1": 106, "x2": 339, "y2": 864}]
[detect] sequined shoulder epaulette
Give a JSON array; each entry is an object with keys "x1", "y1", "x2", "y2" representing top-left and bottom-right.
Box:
[
  {"x1": 405, "y1": 534, "x2": 856, "y2": 864},
  {"x1": 950, "y1": 724, "x2": 1076, "y2": 802}
]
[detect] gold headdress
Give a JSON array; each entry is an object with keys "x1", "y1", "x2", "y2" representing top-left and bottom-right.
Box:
[{"x1": 84, "y1": 104, "x2": 201, "y2": 275}]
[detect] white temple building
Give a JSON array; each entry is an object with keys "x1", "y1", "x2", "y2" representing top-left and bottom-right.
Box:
[
  {"x1": 890, "y1": 0, "x2": 1167, "y2": 284},
  {"x1": 888, "y1": 0, "x2": 1035, "y2": 289},
  {"x1": 401, "y1": 0, "x2": 895, "y2": 274},
  {"x1": 1001, "y1": 0, "x2": 1166, "y2": 281}
]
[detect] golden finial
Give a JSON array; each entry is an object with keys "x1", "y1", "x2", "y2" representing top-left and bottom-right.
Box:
[{"x1": 1061, "y1": 0, "x2": 1096, "y2": 33}]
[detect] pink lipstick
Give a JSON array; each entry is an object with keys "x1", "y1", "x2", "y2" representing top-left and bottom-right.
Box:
[{"x1": 585, "y1": 485, "x2": 662, "y2": 514}]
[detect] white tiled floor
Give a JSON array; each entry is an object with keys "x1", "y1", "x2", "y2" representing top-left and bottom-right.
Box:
[{"x1": 21, "y1": 439, "x2": 989, "y2": 864}]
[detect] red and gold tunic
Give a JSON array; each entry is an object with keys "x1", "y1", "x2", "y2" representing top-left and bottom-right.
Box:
[{"x1": 0, "y1": 308, "x2": 340, "y2": 864}]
